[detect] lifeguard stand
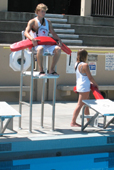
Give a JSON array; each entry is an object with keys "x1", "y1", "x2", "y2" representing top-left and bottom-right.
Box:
[{"x1": 19, "y1": 32, "x2": 59, "y2": 132}]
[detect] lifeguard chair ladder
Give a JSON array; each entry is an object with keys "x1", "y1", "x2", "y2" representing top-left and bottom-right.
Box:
[{"x1": 19, "y1": 31, "x2": 59, "y2": 132}]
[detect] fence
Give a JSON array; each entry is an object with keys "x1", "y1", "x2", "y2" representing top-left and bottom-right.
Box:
[{"x1": 91, "y1": 0, "x2": 114, "y2": 17}]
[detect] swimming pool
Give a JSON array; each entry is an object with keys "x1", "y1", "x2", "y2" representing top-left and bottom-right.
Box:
[{"x1": 1, "y1": 152, "x2": 114, "y2": 170}]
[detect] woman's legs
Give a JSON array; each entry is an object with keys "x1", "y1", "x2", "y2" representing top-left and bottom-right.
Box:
[
  {"x1": 84, "y1": 105, "x2": 90, "y2": 122},
  {"x1": 70, "y1": 91, "x2": 90, "y2": 127}
]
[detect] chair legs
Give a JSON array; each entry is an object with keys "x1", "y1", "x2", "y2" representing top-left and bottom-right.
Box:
[{"x1": 19, "y1": 52, "x2": 58, "y2": 132}]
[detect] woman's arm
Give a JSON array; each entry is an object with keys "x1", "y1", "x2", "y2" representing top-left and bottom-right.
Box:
[{"x1": 83, "y1": 63, "x2": 99, "y2": 89}]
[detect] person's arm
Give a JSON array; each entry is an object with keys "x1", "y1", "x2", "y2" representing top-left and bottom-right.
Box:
[
  {"x1": 83, "y1": 63, "x2": 99, "y2": 89},
  {"x1": 24, "y1": 19, "x2": 39, "y2": 46},
  {"x1": 48, "y1": 20, "x2": 62, "y2": 47}
]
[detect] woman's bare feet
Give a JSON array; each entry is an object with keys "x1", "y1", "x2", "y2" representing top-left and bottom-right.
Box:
[{"x1": 70, "y1": 122, "x2": 81, "y2": 127}]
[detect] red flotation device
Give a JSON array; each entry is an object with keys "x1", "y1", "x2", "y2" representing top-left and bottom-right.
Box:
[
  {"x1": 10, "y1": 37, "x2": 56, "y2": 52},
  {"x1": 73, "y1": 84, "x2": 104, "y2": 99},
  {"x1": 90, "y1": 84, "x2": 104, "y2": 99},
  {"x1": 10, "y1": 36, "x2": 72, "y2": 58}
]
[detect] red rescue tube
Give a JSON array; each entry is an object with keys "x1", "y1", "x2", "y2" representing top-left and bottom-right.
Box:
[
  {"x1": 61, "y1": 43, "x2": 72, "y2": 65},
  {"x1": 61, "y1": 43, "x2": 72, "y2": 55},
  {"x1": 73, "y1": 84, "x2": 104, "y2": 99},
  {"x1": 10, "y1": 37, "x2": 57, "y2": 52},
  {"x1": 90, "y1": 84, "x2": 104, "y2": 99},
  {"x1": 10, "y1": 36, "x2": 72, "y2": 57},
  {"x1": 73, "y1": 86, "x2": 77, "y2": 93}
]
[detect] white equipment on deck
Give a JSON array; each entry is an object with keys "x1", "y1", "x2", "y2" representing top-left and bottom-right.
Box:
[
  {"x1": 9, "y1": 50, "x2": 31, "y2": 71},
  {"x1": 82, "y1": 99, "x2": 114, "y2": 131}
]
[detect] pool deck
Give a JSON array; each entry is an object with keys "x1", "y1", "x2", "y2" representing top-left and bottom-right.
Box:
[{"x1": 0, "y1": 101, "x2": 114, "y2": 160}]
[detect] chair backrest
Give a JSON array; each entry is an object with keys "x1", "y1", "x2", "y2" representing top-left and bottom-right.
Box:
[
  {"x1": 21, "y1": 30, "x2": 37, "y2": 56},
  {"x1": 21, "y1": 31, "x2": 26, "y2": 40}
]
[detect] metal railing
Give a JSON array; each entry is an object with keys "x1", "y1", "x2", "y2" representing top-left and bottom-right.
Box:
[{"x1": 91, "y1": 0, "x2": 114, "y2": 17}]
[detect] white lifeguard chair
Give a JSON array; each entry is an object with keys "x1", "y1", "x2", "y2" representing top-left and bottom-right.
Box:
[{"x1": 19, "y1": 31, "x2": 59, "y2": 132}]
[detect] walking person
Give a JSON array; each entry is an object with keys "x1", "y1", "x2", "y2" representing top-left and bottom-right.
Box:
[{"x1": 71, "y1": 49, "x2": 98, "y2": 127}]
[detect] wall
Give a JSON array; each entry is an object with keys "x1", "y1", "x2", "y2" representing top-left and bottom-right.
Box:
[
  {"x1": 0, "y1": 45, "x2": 36, "y2": 102},
  {"x1": 0, "y1": 0, "x2": 8, "y2": 11},
  {"x1": 0, "y1": 45, "x2": 114, "y2": 102}
]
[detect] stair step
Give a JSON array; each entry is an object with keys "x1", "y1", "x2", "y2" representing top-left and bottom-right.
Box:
[
  {"x1": 54, "y1": 29, "x2": 75, "y2": 33},
  {"x1": 67, "y1": 15, "x2": 114, "y2": 26},
  {"x1": 0, "y1": 31, "x2": 21, "y2": 43},
  {"x1": 0, "y1": 21, "x2": 71, "y2": 32},
  {"x1": 0, "y1": 11, "x2": 64, "y2": 21},
  {"x1": 71, "y1": 24, "x2": 114, "y2": 36},
  {"x1": 61, "y1": 39, "x2": 83, "y2": 44},
  {"x1": 49, "y1": 34, "x2": 79, "y2": 39},
  {"x1": 0, "y1": 31, "x2": 82, "y2": 46},
  {"x1": 0, "y1": 21, "x2": 27, "y2": 32},
  {"x1": 79, "y1": 34, "x2": 114, "y2": 47},
  {"x1": 1, "y1": 11, "x2": 114, "y2": 27},
  {"x1": 45, "y1": 13, "x2": 64, "y2": 18},
  {"x1": 0, "y1": 11, "x2": 65, "y2": 22},
  {"x1": 52, "y1": 23, "x2": 71, "y2": 28},
  {"x1": 35, "y1": 13, "x2": 64, "y2": 18},
  {"x1": 46, "y1": 18, "x2": 67, "y2": 23},
  {"x1": 0, "y1": 11, "x2": 35, "y2": 22}
]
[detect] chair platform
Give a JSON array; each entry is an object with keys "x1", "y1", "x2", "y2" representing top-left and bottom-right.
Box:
[{"x1": 23, "y1": 71, "x2": 59, "y2": 79}]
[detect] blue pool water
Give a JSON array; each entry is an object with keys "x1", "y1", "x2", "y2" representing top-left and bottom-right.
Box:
[{"x1": 1, "y1": 152, "x2": 114, "y2": 170}]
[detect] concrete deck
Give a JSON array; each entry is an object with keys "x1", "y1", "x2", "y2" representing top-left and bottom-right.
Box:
[{"x1": 0, "y1": 101, "x2": 114, "y2": 161}]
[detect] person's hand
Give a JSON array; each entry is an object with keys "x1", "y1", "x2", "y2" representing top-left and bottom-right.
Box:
[
  {"x1": 94, "y1": 83, "x2": 99, "y2": 89},
  {"x1": 95, "y1": 84, "x2": 99, "y2": 89},
  {"x1": 31, "y1": 38, "x2": 40, "y2": 46},
  {"x1": 94, "y1": 82, "x2": 99, "y2": 89},
  {"x1": 90, "y1": 82, "x2": 99, "y2": 89},
  {"x1": 57, "y1": 40, "x2": 62, "y2": 47}
]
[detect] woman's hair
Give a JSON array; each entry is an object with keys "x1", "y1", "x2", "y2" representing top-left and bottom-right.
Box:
[
  {"x1": 35, "y1": 3, "x2": 48, "y2": 14},
  {"x1": 77, "y1": 49, "x2": 88, "y2": 62}
]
